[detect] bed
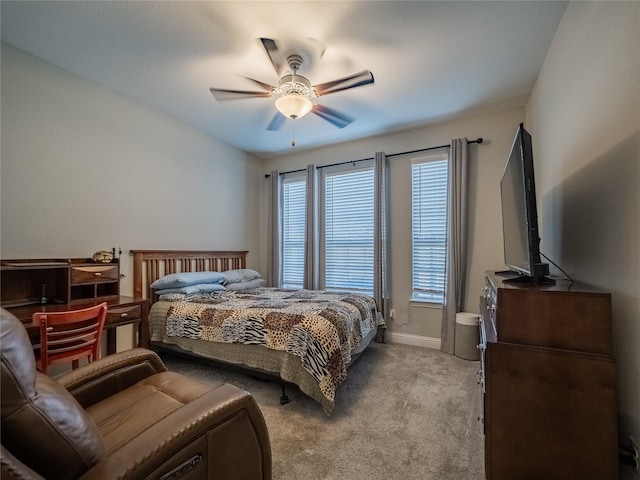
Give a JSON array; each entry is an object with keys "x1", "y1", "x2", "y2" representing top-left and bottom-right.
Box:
[{"x1": 131, "y1": 250, "x2": 386, "y2": 415}]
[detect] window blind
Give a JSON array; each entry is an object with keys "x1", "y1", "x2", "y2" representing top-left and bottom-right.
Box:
[
  {"x1": 323, "y1": 167, "x2": 374, "y2": 295},
  {"x1": 281, "y1": 176, "x2": 306, "y2": 288},
  {"x1": 411, "y1": 155, "x2": 448, "y2": 302}
]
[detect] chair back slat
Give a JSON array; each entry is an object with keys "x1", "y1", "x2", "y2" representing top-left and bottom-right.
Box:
[
  {"x1": 47, "y1": 322, "x2": 98, "y2": 337},
  {"x1": 47, "y1": 332, "x2": 98, "y2": 347},
  {"x1": 47, "y1": 339, "x2": 96, "y2": 350},
  {"x1": 33, "y1": 303, "x2": 108, "y2": 375}
]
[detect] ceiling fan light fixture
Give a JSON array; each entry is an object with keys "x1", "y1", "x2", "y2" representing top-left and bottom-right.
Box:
[{"x1": 275, "y1": 94, "x2": 313, "y2": 120}]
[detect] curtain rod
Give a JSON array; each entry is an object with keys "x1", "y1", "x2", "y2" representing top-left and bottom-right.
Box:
[{"x1": 264, "y1": 137, "x2": 483, "y2": 178}]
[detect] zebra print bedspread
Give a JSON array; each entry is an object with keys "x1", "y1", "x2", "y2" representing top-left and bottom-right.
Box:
[{"x1": 162, "y1": 287, "x2": 385, "y2": 407}]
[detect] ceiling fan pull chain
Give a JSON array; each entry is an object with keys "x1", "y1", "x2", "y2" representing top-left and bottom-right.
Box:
[{"x1": 291, "y1": 122, "x2": 296, "y2": 147}]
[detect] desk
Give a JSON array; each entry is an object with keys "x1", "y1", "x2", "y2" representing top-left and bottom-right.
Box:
[
  {"x1": 7, "y1": 296, "x2": 149, "y2": 355},
  {"x1": 2, "y1": 257, "x2": 149, "y2": 355}
]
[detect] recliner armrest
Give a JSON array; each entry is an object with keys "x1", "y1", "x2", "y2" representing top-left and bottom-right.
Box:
[
  {"x1": 57, "y1": 348, "x2": 167, "y2": 408},
  {"x1": 80, "y1": 384, "x2": 272, "y2": 480},
  {"x1": 1, "y1": 445, "x2": 46, "y2": 480}
]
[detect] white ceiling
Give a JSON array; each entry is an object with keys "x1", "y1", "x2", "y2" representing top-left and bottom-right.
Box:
[{"x1": 1, "y1": 1, "x2": 567, "y2": 159}]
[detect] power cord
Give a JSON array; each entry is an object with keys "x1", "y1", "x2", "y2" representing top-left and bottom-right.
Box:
[{"x1": 540, "y1": 251, "x2": 573, "y2": 283}]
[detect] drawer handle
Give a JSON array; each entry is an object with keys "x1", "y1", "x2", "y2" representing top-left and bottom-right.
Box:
[
  {"x1": 120, "y1": 313, "x2": 128, "y2": 318},
  {"x1": 94, "y1": 272, "x2": 102, "y2": 276}
]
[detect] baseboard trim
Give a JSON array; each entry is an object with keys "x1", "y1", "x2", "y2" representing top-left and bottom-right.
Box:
[{"x1": 385, "y1": 332, "x2": 441, "y2": 350}]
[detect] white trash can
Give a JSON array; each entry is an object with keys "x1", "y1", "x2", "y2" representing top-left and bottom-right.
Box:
[{"x1": 454, "y1": 312, "x2": 480, "y2": 361}]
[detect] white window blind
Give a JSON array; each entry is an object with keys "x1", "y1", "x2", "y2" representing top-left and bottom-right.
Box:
[
  {"x1": 281, "y1": 176, "x2": 306, "y2": 289},
  {"x1": 323, "y1": 166, "x2": 374, "y2": 295},
  {"x1": 411, "y1": 154, "x2": 448, "y2": 303}
]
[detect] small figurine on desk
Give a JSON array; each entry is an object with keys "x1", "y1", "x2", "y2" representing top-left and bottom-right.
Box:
[
  {"x1": 91, "y1": 250, "x2": 114, "y2": 263},
  {"x1": 41, "y1": 284, "x2": 47, "y2": 304}
]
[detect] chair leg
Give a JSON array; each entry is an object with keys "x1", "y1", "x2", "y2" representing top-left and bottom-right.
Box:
[{"x1": 72, "y1": 359, "x2": 79, "y2": 370}]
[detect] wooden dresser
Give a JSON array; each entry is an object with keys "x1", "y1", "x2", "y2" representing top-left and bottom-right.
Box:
[
  {"x1": 479, "y1": 271, "x2": 617, "y2": 480},
  {"x1": 1, "y1": 258, "x2": 149, "y2": 354}
]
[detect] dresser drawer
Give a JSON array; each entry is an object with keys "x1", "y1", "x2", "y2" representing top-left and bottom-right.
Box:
[
  {"x1": 71, "y1": 265, "x2": 119, "y2": 284},
  {"x1": 106, "y1": 304, "x2": 142, "y2": 327}
]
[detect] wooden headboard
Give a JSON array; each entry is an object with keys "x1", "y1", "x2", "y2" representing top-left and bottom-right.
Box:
[{"x1": 130, "y1": 250, "x2": 248, "y2": 303}]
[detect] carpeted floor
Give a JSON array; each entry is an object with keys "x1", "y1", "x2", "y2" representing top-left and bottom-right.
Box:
[{"x1": 164, "y1": 341, "x2": 485, "y2": 480}]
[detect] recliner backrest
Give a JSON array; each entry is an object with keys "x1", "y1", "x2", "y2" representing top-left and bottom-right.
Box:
[{"x1": 1, "y1": 308, "x2": 106, "y2": 480}]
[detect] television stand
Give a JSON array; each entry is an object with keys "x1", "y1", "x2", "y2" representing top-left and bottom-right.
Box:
[
  {"x1": 479, "y1": 271, "x2": 617, "y2": 479},
  {"x1": 494, "y1": 269, "x2": 520, "y2": 276}
]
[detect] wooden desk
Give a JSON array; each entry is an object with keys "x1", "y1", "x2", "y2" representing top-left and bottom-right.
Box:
[
  {"x1": 7, "y1": 296, "x2": 150, "y2": 355},
  {"x1": 1, "y1": 257, "x2": 150, "y2": 355}
]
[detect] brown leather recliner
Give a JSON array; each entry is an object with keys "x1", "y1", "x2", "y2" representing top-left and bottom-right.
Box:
[{"x1": 0, "y1": 308, "x2": 272, "y2": 480}]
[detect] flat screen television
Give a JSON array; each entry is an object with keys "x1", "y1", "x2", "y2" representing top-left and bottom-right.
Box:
[{"x1": 499, "y1": 123, "x2": 554, "y2": 284}]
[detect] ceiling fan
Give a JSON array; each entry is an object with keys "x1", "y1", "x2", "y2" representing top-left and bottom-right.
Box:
[{"x1": 209, "y1": 38, "x2": 374, "y2": 132}]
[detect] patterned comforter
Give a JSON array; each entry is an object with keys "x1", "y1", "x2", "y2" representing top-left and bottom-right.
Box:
[{"x1": 162, "y1": 287, "x2": 385, "y2": 407}]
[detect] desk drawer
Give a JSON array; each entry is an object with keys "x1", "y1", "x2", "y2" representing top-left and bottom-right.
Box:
[
  {"x1": 106, "y1": 304, "x2": 142, "y2": 327},
  {"x1": 71, "y1": 265, "x2": 119, "y2": 284}
]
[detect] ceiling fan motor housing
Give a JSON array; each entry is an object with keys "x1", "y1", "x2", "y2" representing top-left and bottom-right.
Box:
[
  {"x1": 278, "y1": 74, "x2": 312, "y2": 97},
  {"x1": 287, "y1": 54, "x2": 303, "y2": 72}
]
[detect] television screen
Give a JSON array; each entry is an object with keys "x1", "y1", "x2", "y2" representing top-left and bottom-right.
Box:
[{"x1": 500, "y1": 124, "x2": 552, "y2": 283}]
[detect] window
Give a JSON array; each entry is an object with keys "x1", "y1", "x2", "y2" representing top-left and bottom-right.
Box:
[
  {"x1": 279, "y1": 163, "x2": 376, "y2": 294},
  {"x1": 411, "y1": 152, "x2": 448, "y2": 303},
  {"x1": 281, "y1": 174, "x2": 306, "y2": 289},
  {"x1": 321, "y1": 163, "x2": 374, "y2": 295}
]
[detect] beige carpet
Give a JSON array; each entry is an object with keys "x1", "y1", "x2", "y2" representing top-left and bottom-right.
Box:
[{"x1": 164, "y1": 341, "x2": 485, "y2": 480}]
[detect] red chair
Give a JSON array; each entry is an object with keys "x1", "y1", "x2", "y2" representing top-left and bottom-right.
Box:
[{"x1": 33, "y1": 302, "x2": 108, "y2": 374}]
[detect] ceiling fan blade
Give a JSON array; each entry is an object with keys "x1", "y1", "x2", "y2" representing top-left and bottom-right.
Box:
[
  {"x1": 260, "y1": 37, "x2": 286, "y2": 76},
  {"x1": 266, "y1": 112, "x2": 287, "y2": 131},
  {"x1": 313, "y1": 70, "x2": 374, "y2": 96},
  {"x1": 242, "y1": 76, "x2": 275, "y2": 93},
  {"x1": 209, "y1": 88, "x2": 271, "y2": 102},
  {"x1": 311, "y1": 104, "x2": 354, "y2": 129}
]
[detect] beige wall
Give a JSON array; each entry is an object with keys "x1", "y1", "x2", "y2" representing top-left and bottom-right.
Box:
[
  {"x1": 525, "y1": 1, "x2": 640, "y2": 468},
  {"x1": 1, "y1": 43, "x2": 264, "y2": 298},
  {"x1": 261, "y1": 108, "x2": 525, "y2": 345}
]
